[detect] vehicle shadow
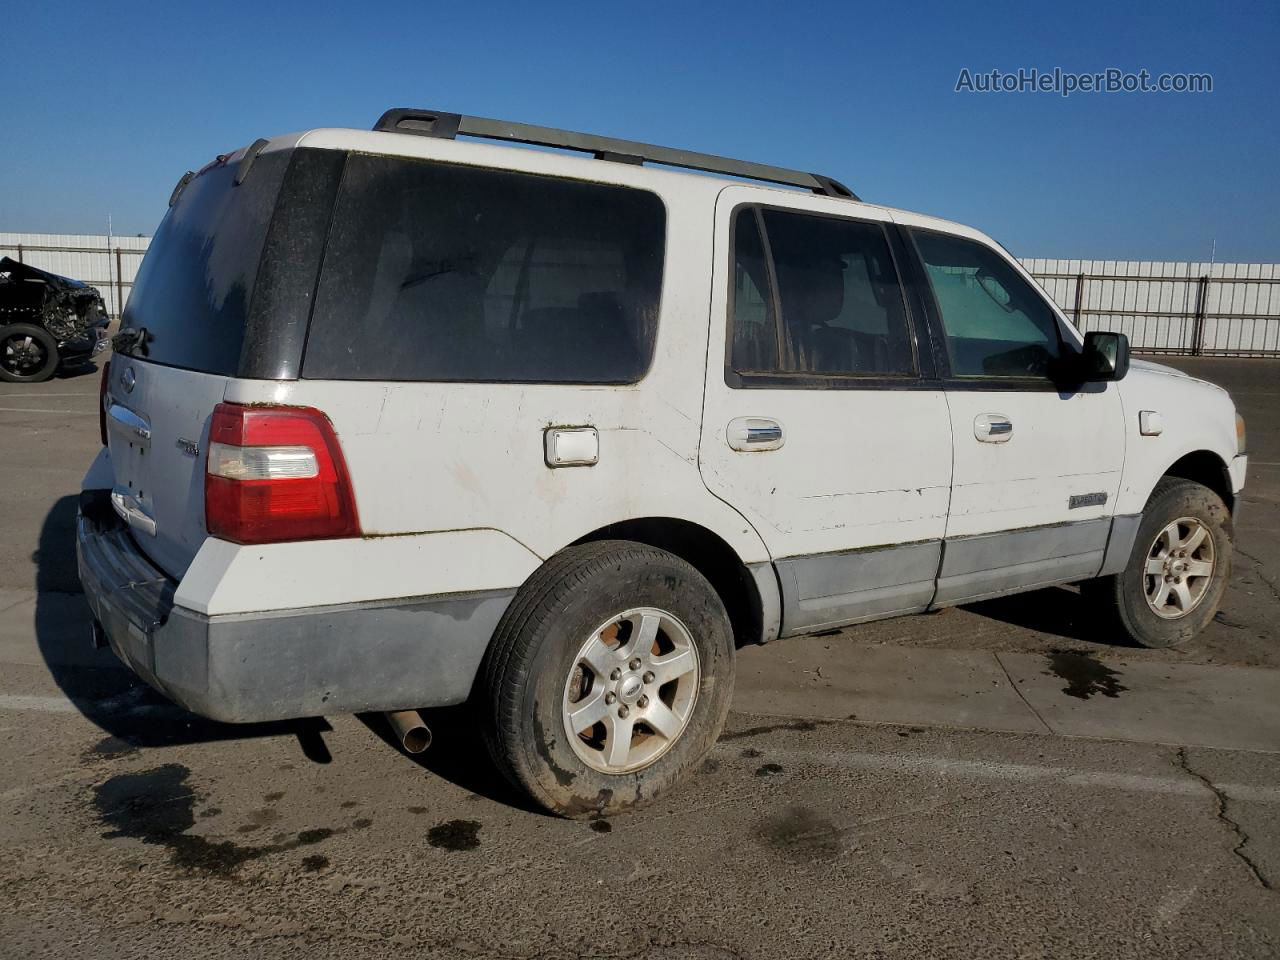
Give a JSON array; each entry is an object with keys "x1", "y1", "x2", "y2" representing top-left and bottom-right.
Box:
[
  {"x1": 34, "y1": 495, "x2": 333, "y2": 758},
  {"x1": 355, "y1": 708, "x2": 549, "y2": 816},
  {"x1": 958, "y1": 583, "x2": 1137, "y2": 647},
  {"x1": 53, "y1": 360, "x2": 102, "y2": 381}
]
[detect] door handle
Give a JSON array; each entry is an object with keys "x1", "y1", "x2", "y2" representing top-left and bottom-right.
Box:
[
  {"x1": 727, "y1": 417, "x2": 784, "y2": 451},
  {"x1": 111, "y1": 489, "x2": 157, "y2": 537},
  {"x1": 974, "y1": 413, "x2": 1013, "y2": 443}
]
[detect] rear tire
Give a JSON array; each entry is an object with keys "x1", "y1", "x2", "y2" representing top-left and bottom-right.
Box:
[
  {"x1": 0, "y1": 323, "x2": 59, "y2": 383},
  {"x1": 480, "y1": 540, "x2": 735, "y2": 818},
  {"x1": 1085, "y1": 477, "x2": 1232, "y2": 648}
]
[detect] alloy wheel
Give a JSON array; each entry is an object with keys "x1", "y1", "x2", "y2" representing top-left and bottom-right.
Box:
[
  {"x1": 561, "y1": 607, "x2": 700, "y2": 774},
  {"x1": 1143, "y1": 516, "x2": 1215, "y2": 619}
]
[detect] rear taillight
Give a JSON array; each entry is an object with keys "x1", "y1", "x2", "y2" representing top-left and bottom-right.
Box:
[
  {"x1": 98, "y1": 360, "x2": 111, "y2": 446},
  {"x1": 204, "y1": 402, "x2": 360, "y2": 545}
]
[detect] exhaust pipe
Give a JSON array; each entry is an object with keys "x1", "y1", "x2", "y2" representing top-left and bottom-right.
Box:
[{"x1": 384, "y1": 710, "x2": 432, "y2": 754}]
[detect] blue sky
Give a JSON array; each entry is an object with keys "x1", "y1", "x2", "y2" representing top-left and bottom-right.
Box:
[{"x1": 2, "y1": 0, "x2": 1277, "y2": 260}]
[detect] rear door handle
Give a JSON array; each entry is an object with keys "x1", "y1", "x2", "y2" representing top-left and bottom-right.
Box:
[
  {"x1": 727, "y1": 417, "x2": 784, "y2": 451},
  {"x1": 974, "y1": 413, "x2": 1013, "y2": 443},
  {"x1": 111, "y1": 489, "x2": 157, "y2": 537}
]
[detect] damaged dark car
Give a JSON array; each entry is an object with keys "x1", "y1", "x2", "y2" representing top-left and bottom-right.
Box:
[{"x1": 0, "y1": 256, "x2": 110, "y2": 382}]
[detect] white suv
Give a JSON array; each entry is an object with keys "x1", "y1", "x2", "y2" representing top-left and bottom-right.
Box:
[{"x1": 79, "y1": 109, "x2": 1248, "y2": 816}]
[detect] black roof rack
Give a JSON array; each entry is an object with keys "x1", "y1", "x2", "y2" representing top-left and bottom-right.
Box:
[{"x1": 372, "y1": 108, "x2": 859, "y2": 201}]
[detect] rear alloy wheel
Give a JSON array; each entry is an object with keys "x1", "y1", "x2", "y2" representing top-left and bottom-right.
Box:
[
  {"x1": 1085, "y1": 477, "x2": 1232, "y2": 648},
  {"x1": 562, "y1": 607, "x2": 701, "y2": 774},
  {"x1": 481, "y1": 540, "x2": 734, "y2": 817},
  {"x1": 0, "y1": 323, "x2": 59, "y2": 383}
]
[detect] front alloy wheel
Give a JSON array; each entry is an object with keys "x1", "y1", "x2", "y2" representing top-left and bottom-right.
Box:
[
  {"x1": 1083, "y1": 476, "x2": 1232, "y2": 648},
  {"x1": 1144, "y1": 517, "x2": 1216, "y2": 619}
]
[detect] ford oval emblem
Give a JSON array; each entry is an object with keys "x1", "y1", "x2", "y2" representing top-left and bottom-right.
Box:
[{"x1": 122, "y1": 367, "x2": 136, "y2": 393}]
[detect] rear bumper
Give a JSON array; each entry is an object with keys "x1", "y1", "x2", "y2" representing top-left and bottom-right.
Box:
[{"x1": 75, "y1": 496, "x2": 513, "y2": 723}]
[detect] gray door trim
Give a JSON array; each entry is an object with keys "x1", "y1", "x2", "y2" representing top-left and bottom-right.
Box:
[
  {"x1": 769, "y1": 516, "x2": 1138, "y2": 638},
  {"x1": 932, "y1": 517, "x2": 1110, "y2": 608},
  {"x1": 776, "y1": 540, "x2": 940, "y2": 636}
]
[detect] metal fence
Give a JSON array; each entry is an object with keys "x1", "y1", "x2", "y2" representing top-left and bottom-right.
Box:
[
  {"x1": 1023, "y1": 259, "x2": 1280, "y2": 357},
  {"x1": 3, "y1": 234, "x2": 1280, "y2": 356}
]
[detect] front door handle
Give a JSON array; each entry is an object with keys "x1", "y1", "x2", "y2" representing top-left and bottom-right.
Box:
[
  {"x1": 974, "y1": 413, "x2": 1013, "y2": 443},
  {"x1": 727, "y1": 417, "x2": 785, "y2": 452}
]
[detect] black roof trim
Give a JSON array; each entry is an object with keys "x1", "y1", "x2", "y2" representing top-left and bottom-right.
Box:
[{"x1": 372, "y1": 108, "x2": 859, "y2": 200}]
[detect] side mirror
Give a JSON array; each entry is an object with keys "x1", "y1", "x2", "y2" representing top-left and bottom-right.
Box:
[{"x1": 1080, "y1": 331, "x2": 1130, "y2": 382}]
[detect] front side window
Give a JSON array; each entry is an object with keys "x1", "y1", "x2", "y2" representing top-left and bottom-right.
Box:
[
  {"x1": 304, "y1": 154, "x2": 665, "y2": 383},
  {"x1": 729, "y1": 206, "x2": 916, "y2": 379},
  {"x1": 912, "y1": 230, "x2": 1063, "y2": 379}
]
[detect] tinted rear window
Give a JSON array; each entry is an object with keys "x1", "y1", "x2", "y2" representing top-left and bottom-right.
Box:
[
  {"x1": 302, "y1": 153, "x2": 666, "y2": 383},
  {"x1": 121, "y1": 150, "x2": 290, "y2": 375}
]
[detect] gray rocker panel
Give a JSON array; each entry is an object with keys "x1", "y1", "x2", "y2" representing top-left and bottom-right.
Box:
[{"x1": 776, "y1": 540, "x2": 941, "y2": 636}]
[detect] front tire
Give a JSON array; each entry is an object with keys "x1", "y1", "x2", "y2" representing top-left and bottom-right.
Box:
[
  {"x1": 0, "y1": 323, "x2": 59, "y2": 383},
  {"x1": 1086, "y1": 477, "x2": 1232, "y2": 648},
  {"x1": 480, "y1": 540, "x2": 735, "y2": 817}
]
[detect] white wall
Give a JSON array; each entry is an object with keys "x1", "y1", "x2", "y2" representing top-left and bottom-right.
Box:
[{"x1": 1023, "y1": 259, "x2": 1280, "y2": 356}]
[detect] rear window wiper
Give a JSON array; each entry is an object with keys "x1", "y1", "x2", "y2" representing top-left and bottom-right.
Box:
[{"x1": 112, "y1": 326, "x2": 150, "y2": 357}]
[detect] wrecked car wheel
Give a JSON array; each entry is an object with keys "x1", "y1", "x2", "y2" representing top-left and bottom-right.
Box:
[
  {"x1": 480, "y1": 540, "x2": 734, "y2": 818},
  {"x1": 0, "y1": 323, "x2": 59, "y2": 383}
]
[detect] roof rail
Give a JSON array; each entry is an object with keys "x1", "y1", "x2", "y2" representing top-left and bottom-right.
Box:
[{"x1": 372, "y1": 108, "x2": 859, "y2": 201}]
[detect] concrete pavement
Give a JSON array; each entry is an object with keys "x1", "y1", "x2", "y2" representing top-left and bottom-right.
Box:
[{"x1": 1, "y1": 356, "x2": 1278, "y2": 959}]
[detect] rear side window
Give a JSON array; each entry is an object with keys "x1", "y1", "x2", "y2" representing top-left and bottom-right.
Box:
[
  {"x1": 729, "y1": 206, "x2": 916, "y2": 379},
  {"x1": 912, "y1": 230, "x2": 1063, "y2": 379},
  {"x1": 122, "y1": 150, "x2": 290, "y2": 375},
  {"x1": 303, "y1": 154, "x2": 666, "y2": 383}
]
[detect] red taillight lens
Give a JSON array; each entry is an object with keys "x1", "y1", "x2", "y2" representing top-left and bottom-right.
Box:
[
  {"x1": 204, "y1": 402, "x2": 361, "y2": 545},
  {"x1": 98, "y1": 360, "x2": 111, "y2": 446}
]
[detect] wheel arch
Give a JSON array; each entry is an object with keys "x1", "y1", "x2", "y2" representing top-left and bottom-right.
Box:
[
  {"x1": 1159, "y1": 449, "x2": 1234, "y2": 514},
  {"x1": 569, "y1": 517, "x2": 780, "y2": 647}
]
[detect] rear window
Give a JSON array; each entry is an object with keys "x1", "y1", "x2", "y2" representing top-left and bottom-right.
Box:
[
  {"x1": 121, "y1": 150, "x2": 290, "y2": 375},
  {"x1": 302, "y1": 153, "x2": 666, "y2": 383}
]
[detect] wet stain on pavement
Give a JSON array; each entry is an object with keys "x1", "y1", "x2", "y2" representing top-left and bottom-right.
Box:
[
  {"x1": 741, "y1": 747, "x2": 763, "y2": 758},
  {"x1": 84, "y1": 736, "x2": 139, "y2": 763},
  {"x1": 1045, "y1": 651, "x2": 1127, "y2": 700},
  {"x1": 427, "y1": 819, "x2": 481, "y2": 851},
  {"x1": 407, "y1": 806, "x2": 428, "y2": 815},
  {"x1": 340, "y1": 801, "x2": 360, "y2": 809},
  {"x1": 589, "y1": 820, "x2": 613, "y2": 834},
  {"x1": 755, "y1": 763, "x2": 784, "y2": 777},
  {"x1": 263, "y1": 791, "x2": 285, "y2": 803},
  {"x1": 301, "y1": 855, "x2": 329, "y2": 872},
  {"x1": 759, "y1": 805, "x2": 842, "y2": 862},
  {"x1": 352, "y1": 818, "x2": 373, "y2": 830},
  {"x1": 235, "y1": 807, "x2": 281, "y2": 834},
  {"x1": 93, "y1": 764, "x2": 347, "y2": 878},
  {"x1": 720, "y1": 718, "x2": 833, "y2": 742}
]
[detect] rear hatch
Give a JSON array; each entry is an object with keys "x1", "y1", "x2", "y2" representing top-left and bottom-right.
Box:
[{"x1": 104, "y1": 141, "x2": 317, "y2": 579}]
